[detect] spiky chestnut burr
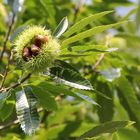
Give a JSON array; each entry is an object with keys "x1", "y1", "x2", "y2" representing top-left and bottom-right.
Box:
[{"x1": 14, "y1": 25, "x2": 61, "y2": 72}]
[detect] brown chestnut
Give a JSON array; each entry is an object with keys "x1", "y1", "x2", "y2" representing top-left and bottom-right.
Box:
[
  {"x1": 22, "y1": 47, "x2": 32, "y2": 61},
  {"x1": 34, "y1": 34, "x2": 48, "y2": 47},
  {"x1": 31, "y1": 44, "x2": 40, "y2": 56}
]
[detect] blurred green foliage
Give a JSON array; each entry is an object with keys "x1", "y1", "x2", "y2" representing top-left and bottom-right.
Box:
[{"x1": 1, "y1": 0, "x2": 140, "y2": 139}]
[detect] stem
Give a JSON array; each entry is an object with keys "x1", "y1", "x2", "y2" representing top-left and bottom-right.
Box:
[
  {"x1": 0, "y1": 73, "x2": 32, "y2": 93},
  {"x1": 73, "y1": 7, "x2": 79, "y2": 24},
  {"x1": 92, "y1": 35, "x2": 111, "y2": 71},
  {"x1": 0, "y1": 51, "x2": 13, "y2": 89},
  {"x1": 73, "y1": 0, "x2": 86, "y2": 24},
  {"x1": 0, "y1": 13, "x2": 15, "y2": 62},
  {"x1": 92, "y1": 53, "x2": 105, "y2": 71},
  {"x1": 0, "y1": 120, "x2": 19, "y2": 130},
  {"x1": 7, "y1": 73, "x2": 32, "y2": 91},
  {"x1": 0, "y1": 108, "x2": 43, "y2": 130}
]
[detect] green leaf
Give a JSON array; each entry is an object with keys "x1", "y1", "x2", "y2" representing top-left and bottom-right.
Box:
[
  {"x1": 92, "y1": 89, "x2": 111, "y2": 100},
  {"x1": 71, "y1": 45, "x2": 117, "y2": 53},
  {"x1": 47, "y1": 104, "x2": 82, "y2": 127},
  {"x1": 15, "y1": 87, "x2": 40, "y2": 135},
  {"x1": 64, "y1": 10, "x2": 113, "y2": 37},
  {"x1": 116, "y1": 77, "x2": 140, "y2": 130},
  {"x1": 61, "y1": 45, "x2": 118, "y2": 56},
  {"x1": 136, "y1": 2, "x2": 140, "y2": 30},
  {"x1": 60, "y1": 54, "x2": 88, "y2": 58},
  {"x1": 117, "y1": 128, "x2": 140, "y2": 140},
  {"x1": 62, "y1": 21, "x2": 126, "y2": 47},
  {"x1": 53, "y1": 17, "x2": 68, "y2": 38},
  {"x1": 32, "y1": 81, "x2": 76, "y2": 97},
  {"x1": 48, "y1": 67, "x2": 110, "y2": 100},
  {"x1": 54, "y1": 60, "x2": 78, "y2": 73},
  {"x1": 0, "y1": 94, "x2": 15, "y2": 121},
  {"x1": 32, "y1": 86, "x2": 57, "y2": 111},
  {"x1": 10, "y1": 25, "x2": 27, "y2": 42},
  {"x1": 112, "y1": 132, "x2": 120, "y2": 140},
  {"x1": 0, "y1": 92, "x2": 9, "y2": 110},
  {"x1": 70, "y1": 122, "x2": 96, "y2": 137},
  {"x1": 77, "y1": 121, "x2": 134, "y2": 140},
  {"x1": 75, "y1": 92, "x2": 99, "y2": 106},
  {"x1": 45, "y1": 124, "x2": 66, "y2": 139},
  {"x1": 39, "y1": 0, "x2": 56, "y2": 27},
  {"x1": 49, "y1": 67, "x2": 93, "y2": 90},
  {"x1": 117, "y1": 33, "x2": 140, "y2": 43},
  {"x1": 96, "y1": 82, "x2": 114, "y2": 122},
  {"x1": 31, "y1": 81, "x2": 103, "y2": 105}
]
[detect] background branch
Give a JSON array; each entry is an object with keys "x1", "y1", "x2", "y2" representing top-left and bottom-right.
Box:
[
  {"x1": 0, "y1": 108, "x2": 43, "y2": 130},
  {"x1": 0, "y1": 51, "x2": 13, "y2": 89},
  {"x1": 73, "y1": 0, "x2": 86, "y2": 24},
  {"x1": 92, "y1": 53, "x2": 105, "y2": 71},
  {"x1": 0, "y1": 13, "x2": 15, "y2": 62},
  {"x1": 92, "y1": 35, "x2": 111, "y2": 71},
  {"x1": 0, "y1": 73, "x2": 32, "y2": 93}
]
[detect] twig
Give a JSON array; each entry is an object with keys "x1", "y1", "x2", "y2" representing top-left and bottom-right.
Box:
[
  {"x1": 92, "y1": 53, "x2": 105, "y2": 71},
  {"x1": 92, "y1": 34, "x2": 111, "y2": 71},
  {"x1": 0, "y1": 13, "x2": 15, "y2": 62},
  {"x1": 0, "y1": 73, "x2": 32, "y2": 93},
  {"x1": 6, "y1": 73, "x2": 32, "y2": 91},
  {"x1": 73, "y1": 0, "x2": 86, "y2": 24},
  {"x1": 0, "y1": 108, "x2": 43, "y2": 130},
  {"x1": 73, "y1": 7, "x2": 79, "y2": 24},
  {"x1": 0, "y1": 51, "x2": 13, "y2": 89},
  {"x1": 0, "y1": 74, "x2": 4, "y2": 77},
  {"x1": 0, "y1": 119, "x2": 19, "y2": 130}
]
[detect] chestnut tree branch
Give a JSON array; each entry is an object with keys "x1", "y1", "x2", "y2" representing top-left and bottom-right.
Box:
[
  {"x1": 0, "y1": 108, "x2": 43, "y2": 130},
  {"x1": 92, "y1": 53, "x2": 105, "y2": 71},
  {"x1": 73, "y1": 0, "x2": 86, "y2": 24},
  {"x1": 0, "y1": 119, "x2": 19, "y2": 130},
  {"x1": 0, "y1": 13, "x2": 15, "y2": 62},
  {"x1": 0, "y1": 13, "x2": 16, "y2": 89},
  {"x1": 92, "y1": 35, "x2": 111, "y2": 71},
  {"x1": 0, "y1": 73, "x2": 32, "y2": 93},
  {"x1": 0, "y1": 51, "x2": 13, "y2": 89}
]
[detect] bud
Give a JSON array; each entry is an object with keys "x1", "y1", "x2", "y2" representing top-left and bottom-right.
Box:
[
  {"x1": 22, "y1": 47, "x2": 32, "y2": 61},
  {"x1": 34, "y1": 34, "x2": 48, "y2": 47},
  {"x1": 31, "y1": 44, "x2": 40, "y2": 56}
]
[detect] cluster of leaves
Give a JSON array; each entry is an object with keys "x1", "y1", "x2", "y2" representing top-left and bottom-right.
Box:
[{"x1": 0, "y1": 0, "x2": 140, "y2": 140}]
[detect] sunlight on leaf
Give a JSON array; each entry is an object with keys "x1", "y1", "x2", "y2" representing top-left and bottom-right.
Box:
[
  {"x1": 15, "y1": 87, "x2": 40, "y2": 135},
  {"x1": 77, "y1": 121, "x2": 134, "y2": 140},
  {"x1": 64, "y1": 10, "x2": 113, "y2": 37},
  {"x1": 53, "y1": 17, "x2": 68, "y2": 38},
  {"x1": 62, "y1": 21, "x2": 126, "y2": 47},
  {"x1": 99, "y1": 68, "x2": 121, "y2": 82},
  {"x1": 49, "y1": 67, "x2": 93, "y2": 90},
  {"x1": 75, "y1": 92, "x2": 100, "y2": 106}
]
